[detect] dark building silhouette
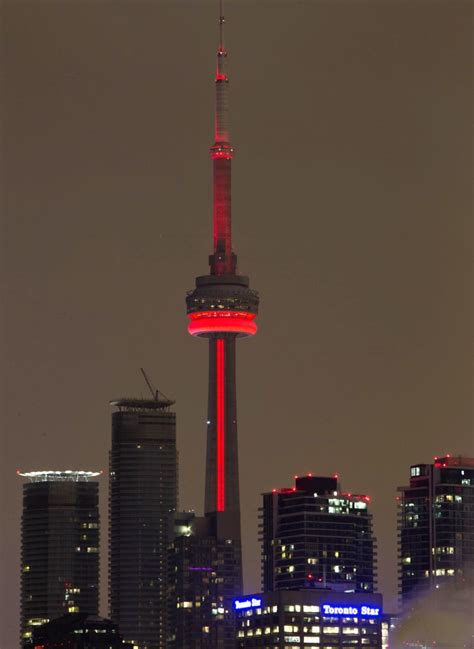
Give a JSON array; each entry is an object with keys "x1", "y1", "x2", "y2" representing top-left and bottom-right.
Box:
[
  {"x1": 19, "y1": 470, "x2": 100, "y2": 645},
  {"x1": 27, "y1": 613, "x2": 132, "y2": 649},
  {"x1": 182, "y1": 2, "x2": 259, "y2": 646},
  {"x1": 168, "y1": 512, "x2": 241, "y2": 649},
  {"x1": 109, "y1": 395, "x2": 177, "y2": 649},
  {"x1": 260, "y1": 475, "x2": 377, "y2": 593},
  {"x1": 397, "y1": 454, "x2": 474, "y2": 609},
  {"x1": 233, "y1": 590, "x2": 385, "y2": 649}
]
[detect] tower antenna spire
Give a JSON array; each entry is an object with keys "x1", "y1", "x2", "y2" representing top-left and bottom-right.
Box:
[{"x1": 219, "y1": 0, "x2": 225, "y2": 50}]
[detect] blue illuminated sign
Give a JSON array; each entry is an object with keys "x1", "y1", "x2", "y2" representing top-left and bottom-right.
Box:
[
  {"x1": 234, "y1": 597, "x2": 262, "y2": 610},
  {"x1": 322, "y1": 604, "x2": 380, "y2": 617}
]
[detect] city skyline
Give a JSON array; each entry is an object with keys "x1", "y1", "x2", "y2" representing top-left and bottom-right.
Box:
[{"x1": 1, "y1": 2, "x2": 472, "y2": 648}]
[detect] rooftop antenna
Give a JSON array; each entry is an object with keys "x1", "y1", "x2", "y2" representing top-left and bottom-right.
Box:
[{"x1": 219, "y1": 0, "x2": 225, "y2": 51}]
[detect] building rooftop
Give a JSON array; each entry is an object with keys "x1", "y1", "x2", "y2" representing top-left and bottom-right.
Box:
[
  {"x1": 17, "y1": 470, "x2": 102, "y2": 482},
  {"x1": 267, "y1": 474, "x2": 371, "y2": 501},
  {"x1": 432, "y1": 454, "x2": 474, "y2": 468},
  {"x1": 110, "y1": 397, "x2": 175, "y2": 411}
]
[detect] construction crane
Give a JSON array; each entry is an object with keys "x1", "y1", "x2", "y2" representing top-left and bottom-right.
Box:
[{"x1": 139, "y1": 368, "x2": 173, "y2": 403}]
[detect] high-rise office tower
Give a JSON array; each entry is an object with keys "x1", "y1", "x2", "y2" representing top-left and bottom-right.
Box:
[
  {"x1": 168, "y1": 512, "x2": 241, "y2": 649},
  {"x1": 18, "y1": 470, "x2": 100, "y2": 645},
  {"x1": 397, "y1": 454, "x2": 474, "y2": 609},
  {"x1": 183, "y1": 0, "x2": 259, "y2": 644},
  {"x1": 260, "y1": 475, "x2": 377, "y2": 593},
  {"x1": 109, "y1": 394, "x2": 177, "y2": 649}
]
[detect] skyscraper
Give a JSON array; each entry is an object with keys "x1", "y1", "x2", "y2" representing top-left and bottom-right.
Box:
[
  {"x1": 178, "y1": 2, "x2": 258, "y2": 645},
  {"x1": 168, "y1": 512, "x2": 241, "y2": 649},
  {"x1": 185, "y1": 0, "x2": 258, "y2": 587},
  {"x1": 19, "y1": 470, "x2": 100, "y2": 645},
  {"x1": 397, "y1": 454, "x2": 474, "y2": 609},
  {"x1": 109, "y1": 394, "x2": 177, "y2": 649},
  {"x1": 260, "y1": 475, "x2": 377, "y2": 593}
]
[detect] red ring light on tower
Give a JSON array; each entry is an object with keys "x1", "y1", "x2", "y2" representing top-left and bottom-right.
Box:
[{"x1": 188, "y1": 310, "x2": 257, "y2": 336}]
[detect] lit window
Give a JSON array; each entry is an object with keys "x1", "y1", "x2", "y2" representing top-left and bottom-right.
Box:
[
  {"x1": 323, "y1": 627, "x2": 340, "y2": 634},
  {"x1": 28, "y1": 619, "x2": 49, "y2": 626}
]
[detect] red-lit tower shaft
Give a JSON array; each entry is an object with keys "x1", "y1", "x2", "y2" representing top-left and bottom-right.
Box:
[
  {"x1": 206, "y1": 20, "x2": 238, "y2": 518},
  {"x1": 186, "y1": 6, "x2": 259, "y2": 539}
]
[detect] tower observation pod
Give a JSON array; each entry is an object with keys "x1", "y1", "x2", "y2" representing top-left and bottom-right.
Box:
[{"x1": 185, "y1": 0, "x2": 259, "y2": 533}]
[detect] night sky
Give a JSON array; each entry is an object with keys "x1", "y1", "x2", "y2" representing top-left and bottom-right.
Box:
[{"x1": 1, "y1": 1, "x2": 472, "y2": 646}]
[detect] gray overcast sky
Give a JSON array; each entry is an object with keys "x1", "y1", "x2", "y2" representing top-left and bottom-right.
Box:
[{"x1": 1, "y1": 0, "x2": 472, "y2": 646}]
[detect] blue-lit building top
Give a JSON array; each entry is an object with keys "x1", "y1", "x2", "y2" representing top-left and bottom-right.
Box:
[{"x1": 234, "y1": 590, "x2": 386, "y2": 649}]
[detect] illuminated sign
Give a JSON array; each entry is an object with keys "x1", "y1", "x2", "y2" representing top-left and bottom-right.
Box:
[
  {"x1": 322, "y1": 604, "x2": 380, "y2": 617},
  {"x1": 234, "y1": 597, "x2": 262, "y2": 610}
]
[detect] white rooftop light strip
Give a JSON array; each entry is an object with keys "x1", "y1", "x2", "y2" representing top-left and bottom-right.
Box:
[{"x1": 17, "y1": 470, "x2": 102, "y2": 482}]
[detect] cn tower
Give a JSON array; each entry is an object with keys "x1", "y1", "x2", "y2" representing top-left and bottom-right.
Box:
[{"x1": 186, "y1": 0, "x2": 259, "y2": 569}]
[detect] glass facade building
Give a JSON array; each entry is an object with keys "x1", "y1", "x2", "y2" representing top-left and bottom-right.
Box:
[
  {"x1": 109, "y1": 397, "x2": 177, "y2": 649},
  {"x1": 234, "y1": 590, "x2": 384, "y2": 649},
  {"x1": 19, "y1": 471, "x2": 100, "y2": 644},
  {"x1": 397, "y1": 455, "x2": 474, "y2": 609},
  {"x1": 260, "y1": 476, "x2": 377, "y2": 594},
  {"x1": 168, "y1": 511, "x2": 241, "y2": 649}
]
